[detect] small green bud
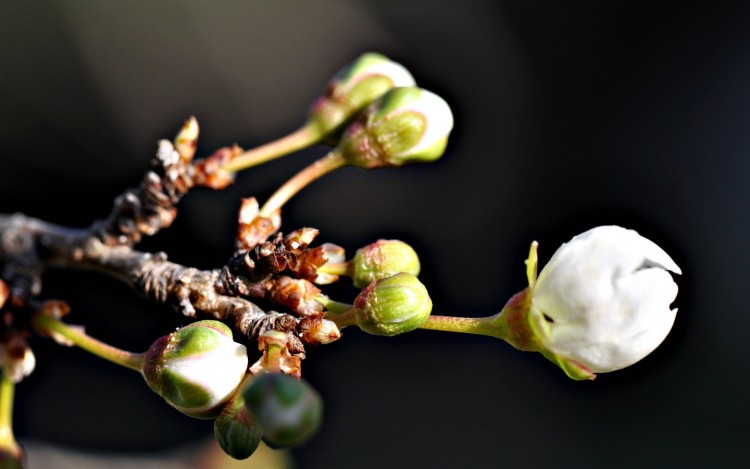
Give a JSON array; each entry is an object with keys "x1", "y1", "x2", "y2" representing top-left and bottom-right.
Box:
[
  {"x1": 353, "y1": 272, "x2": 432, "y2": 336},
  {"x1": 351, "y1": 239, "x2": 421, "y2": 288},
  {"x1": 243, "y1": 373, "x2": 323, "y2": 448},
  {"x1": 214, "y1": 377, "x2": 263, "y2": 460},
  {"x1": 142, "y1": 320, "x2": 249, "y2": 419},
  {"x1": 309, "y1": 52, "x2": 416, "y2": 138},
  {"x1": 338, "y1": 86, "x2": 453, "y2": 169}
]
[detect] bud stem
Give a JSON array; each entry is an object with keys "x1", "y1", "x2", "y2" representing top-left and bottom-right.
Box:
[
  {"x1": 315, "y1": 295, "x2": 352, "y2": 315},
  {"x1": 316, "y1": 261, "x2": 351, "y2": 277},
  {"x1": 421, "y1": 314, "x2": 503, "y2": 337},
  {"x1": 259, "y1": 150, "x2": 347, "y2": 218},
  {"x1": 33, "y1": 315, "x2": 145, "y2": 372},
  {"x1": 0, "y1": 368, "x2": 21, "y2": 462},
  {"x1": 221, "y1": 124, "x2": 321, "y2": 173},
  {"x1": 325, "y1": 309, "x2": 357, "y2": 329},
  {"x1": 420, "y1": 290, "x2": 538, "y2": 351},
  {"x1": 266, "y1": 344, "x2": 282, "y2": 374}
]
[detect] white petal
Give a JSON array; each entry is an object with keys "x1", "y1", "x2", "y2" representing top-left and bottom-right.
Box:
[{"x1": 532, "y1": 225, "x2": 681, "y2": 372}]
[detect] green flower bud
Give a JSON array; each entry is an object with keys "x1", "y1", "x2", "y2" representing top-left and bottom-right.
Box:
[
  {"x1": 142, "y1": 320, "x2": 249, "y2": 419},
  {"x1": 351, "y1": 239, "x2": 421, "y2": 288},
  {"x1": 214, "y1": 378, "x2": 263, "y2": 460},
  {"x1": 309, "y1": 52, "x2": 416, "y2": 138},
  {"x1": 243, "y1": 373, "x2": 323, "y2": 448},
  {"x1": 338, "y1": 86, "x2": 453, "y2": 169},
  {"x1": 353, "y1": 272, "x2": 432, "y2": 336}
]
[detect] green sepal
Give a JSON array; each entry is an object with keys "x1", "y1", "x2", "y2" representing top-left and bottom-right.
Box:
[
  {"x1": 214, "y1": 377, "x2": 263, "y2": 460},
  {"x1": 353, "y1": 272, "x2": 432, "y2": 336}
]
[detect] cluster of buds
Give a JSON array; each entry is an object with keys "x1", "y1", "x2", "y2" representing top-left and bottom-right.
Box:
[
  {"x1": 134, "y1": 52, "x2": 453, "y2": 459},
  {"x1": 0, "y1": 51, "x2": 684, "y2": 466}
]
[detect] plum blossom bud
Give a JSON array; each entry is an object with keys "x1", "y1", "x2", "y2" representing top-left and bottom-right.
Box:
[
  {"x1": 351, "y1": 239, "x2": 421, "y2": 288},
  {"x1": 243, "y1": 373, "x2": 323, "y2": 448},
  {"x1": 142, "y1": 320, "x2": 249, "y2": 418},
  {"x1": 338, "y1": 87, "x2": 454, "y2": 169},
  {"x1": 353, "y1": 272, "x2": 432, "y2": 336},
  {"x1": 529, "y1": 226, "x2": 681, "y2": 374},
  {"x1": 309, "y1": 52, "x2": 416, "y2": 138},
  {"x1": 213, "y1": 377, "x2": 263, "y2": 460}
]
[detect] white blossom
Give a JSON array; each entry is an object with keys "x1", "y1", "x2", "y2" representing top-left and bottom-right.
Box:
[{"x1": 530, "y1": 226, "x2": 681, "y2": 373}]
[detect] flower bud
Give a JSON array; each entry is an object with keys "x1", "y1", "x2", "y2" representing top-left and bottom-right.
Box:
[
  {"x1": 338, "y1": 86, "x2": 453, "y2": 169},
  {"x1": 351, "y1": 239, "x2": 421, "y2": 288},
  {"x1": 214, "y1": 377, "x2": 263, "y2": 460},
  {"x1": 142, "y1": 320, "x2": 249, "y2": 418},
  {"x1": 529, "y1": 226, "x2": 681, "y2": 374},
  {"x1": 243, "y1": 373, "x2": 323, "y2": 448},
  {"x1": 353, "y1": 272, "x2": 432, "y2": 336},
  {"x1": 308, "y1": 52, "x2": 416, "y2": 138}
]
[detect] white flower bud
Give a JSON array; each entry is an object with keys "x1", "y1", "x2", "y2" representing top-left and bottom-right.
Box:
[
  {"x1": 308, "y1": 52, "x2": 416, "y2": 137},
  {"x1": 142, "y1": 320, "x2": 249, "y2": 418},
  {"x1": 338, "y1": 87, "x2": 454, "y2": 168},
  {"x1": 529, "y1": 226, "x2": 681, "y2": 373}
]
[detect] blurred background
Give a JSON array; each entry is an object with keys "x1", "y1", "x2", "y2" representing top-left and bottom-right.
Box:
[{"x1": 1, "y1": 0, "x2": 748, "y2": 467}]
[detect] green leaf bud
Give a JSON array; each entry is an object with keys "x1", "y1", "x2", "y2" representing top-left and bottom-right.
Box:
[
  {"x1": 142, "y1": 320, "x2": 249, "y2": 419},
  {"x1": 353, "y1": 272, "x2": 432, "y2": 336},
  {"x1": 338, "y1": 86, "x2": 453, "y2": 169},
  {"x1": 351, "y1": 239, "x2": 421, "y2": 288},
  {"x1": 308, "y1": 52, "x2": 416, "y2": 138},
  {"x1": 243, "y1": 373, "x2": 323, "y2": 448},
  {"x1": 213, "y1": 377, "x2": 263, "y2": 460}
]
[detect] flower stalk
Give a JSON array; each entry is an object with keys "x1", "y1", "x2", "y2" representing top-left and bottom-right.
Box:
[
  {"x1": 33, "y1": 314, "x2": 144, "y2": 372},
  {"x1": 259, "y1": 150, "x2": 347, "y2": 218},
  {"x1": 221, "y1": 123, "x2": 322, "y2": 173},
  {"x1": 420, "y1": 289, "x2": 539, "y2": 351},
  {"x1": 0, "y1": 368, "x2": 21, "y2": 466}
]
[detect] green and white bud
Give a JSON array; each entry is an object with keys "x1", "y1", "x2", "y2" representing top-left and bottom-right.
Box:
[
  {"x1": 338, "y1": 86, "x2": 454, "y2": 169},
  {"x1": 309, "y1": 52, "x2": 416, "y2": 139},
  {"x1": 214, "y1": 376, "x2": 263, "y2": 460},
  {"x1": 142, "y1": 320, "x2": 249, "y2": 419},
  {"x1": 353, "y1": 272, "x2": 432, "y2": 336},
  {"x1": 351, "y1": 239, "x2": 421, "y2": 288},
  {"x1": 243, "y1": 373, "x2": 323, "y2": 448}
]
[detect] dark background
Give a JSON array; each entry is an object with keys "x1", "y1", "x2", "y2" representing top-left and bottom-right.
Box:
[{"x1": 1, "y1": 1, "x2": 748, "y2": 467}]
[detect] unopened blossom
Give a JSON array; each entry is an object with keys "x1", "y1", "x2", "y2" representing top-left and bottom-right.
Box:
[
  {"x1": 308, "y1": 52, "x2": 416, "y2": 138},
  {"x1": 338, "y1": 86, "x2": 454, "y2": 168},
  {"x1": 142, "y1": 320, "x2": 249, "y2": 418},
  {"x1": 351, "y1": 239, "x2": 421, "y2": 288},
  {"x1": 529, "y1": 226, "x2": 681, "y2": 373},
  {"x1": 353, "y1": 272, "x2": 433, "y2": 336}
]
